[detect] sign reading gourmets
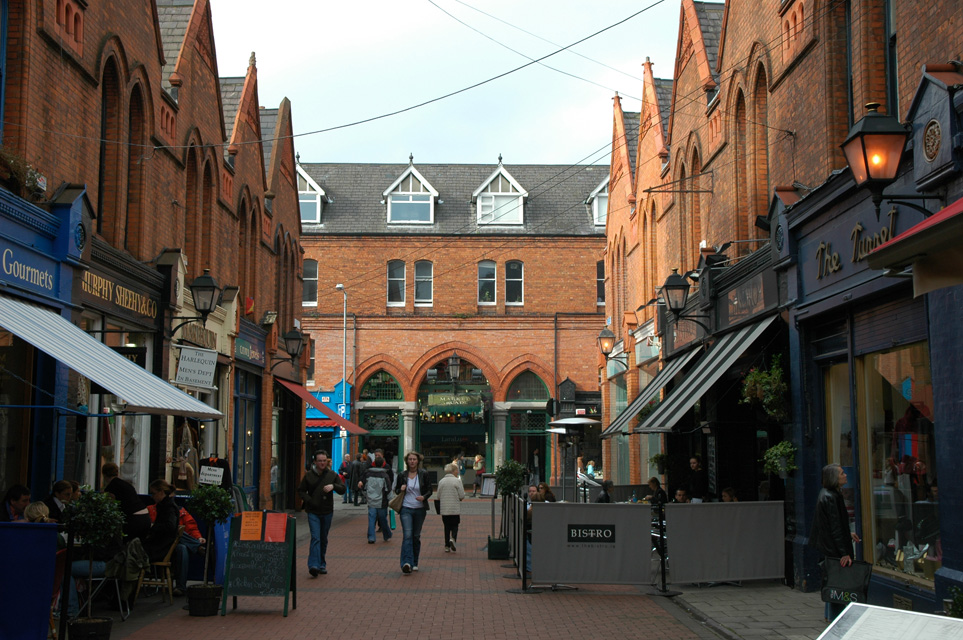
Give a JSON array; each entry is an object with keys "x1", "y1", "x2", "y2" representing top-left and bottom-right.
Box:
[{"x1": 1, "y1": 243, "x2": 57, "y2": 295}]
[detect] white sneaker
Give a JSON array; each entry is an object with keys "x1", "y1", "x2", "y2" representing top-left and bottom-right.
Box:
[
  {"x1": 412, "y1": 566, "x2": 419, "y2": 571},
  {"x1": 449, "y1": 541, "x2": 456, "y2": 552},
  {"x1": 402, "y1": 563, "x2": 412, "y2": 574}
]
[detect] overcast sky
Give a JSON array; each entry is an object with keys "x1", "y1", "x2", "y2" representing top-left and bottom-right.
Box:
[{"x1": 209, "y1": 0, "x2": 682, "y2": 166}]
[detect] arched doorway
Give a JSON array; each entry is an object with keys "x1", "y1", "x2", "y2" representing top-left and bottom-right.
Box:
[
  {"x1": 357, "y1": 371, "x2": 404, "y2": 470},
  {"x1": 416, "y1": 353, "x2": 491, "y2": 485},
  {"x1": 505, "y1": 371, "x2": 551, "y2": 484}
]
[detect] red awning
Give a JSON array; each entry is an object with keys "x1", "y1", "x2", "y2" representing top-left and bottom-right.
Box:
[
  {"x1": 867, "y1": 196, "x2": 963, "y2": 295},
  {"x1": 276, "y1": 378, "x2": 368, "y2": 435},
  {"x1": 306, "y1": 419, "x2": 339, "y2": 428}
]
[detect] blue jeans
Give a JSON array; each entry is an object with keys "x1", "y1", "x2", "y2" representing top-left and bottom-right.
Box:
[
  {"x1": 399, "y1": 506, "x2": 427, "y2": 568},
  {"x1": 368, "y1": 507, "x2": 392, "y2": 542},
  {"x1": 67, "y1": 560, "x2": 106, "y2": 618},
  {"x1": 307, "y1": 512, "x2": 333, "y2": 570},
  {"x1": 174, "y1": 534, "x2": 204, "y2": 589}
]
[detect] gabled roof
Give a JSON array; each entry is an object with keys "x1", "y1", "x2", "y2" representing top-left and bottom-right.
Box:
[
  {"x1": 624, "y1": 111, "x2": 640, "y2": 179},
  {"x1": 471, "y1": 163, "x2": 528, "y2": 200},
  {"x1": 382, "y1": 164, "x2": 439, "y2": 198},
  {"x1": 156, "y1": 0, "x2": 194, "y2": 93},
  {"x1": 693, "y1": 1, "x2": 724, "y2": 87},
  {"x1": 654, "y1": 79, "x2": 674, "y2": 140},
  {"x1": 260, "y1": 107, "x2": 279, "y2": 178},
  {"x1": 300, "y1": 163, "x2": 607, "y2": 236},
  {"x1": 296, "y1": 164, "x2": 325, "y2": 196},
  {"x1": 219, "y1": 76, "x2": 243, "y2": 158}
]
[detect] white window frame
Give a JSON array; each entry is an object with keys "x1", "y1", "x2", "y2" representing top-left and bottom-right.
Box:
[
  {"x1": 596, "y1": 260, "x2": 605, "y2": 307},
  {"x1": 505, "y1": 260, "x2": 524, "y2": 306},
  {"x1": 478, "y1": 260, "x2": 496, "y2": 305},
  {"x1": 297, "y1": 165, "x2": 326, "y2": 224},
  {"x1": 302, "y1": 259, "x2": 318, "y2": 307},
  {"x1": 473, "y1": 166, "x2": 527, "y2": 226},
  {"x1": 414, "y1": 260, "x2": 433, "y2": 306},
  {"x1": 383, "y1": 166, "x2": 438, "y2": 224},
  {"x1": 387, "y1": 260, "x2": 406, "y2": 307},
  {"x1": 589, "y1": 178, "x2": 609, "y2": 226}
]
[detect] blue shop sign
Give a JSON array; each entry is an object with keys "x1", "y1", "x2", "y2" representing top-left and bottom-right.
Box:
[{"x1": 0, "y1": 238, "x2": 59, "y2": 297}]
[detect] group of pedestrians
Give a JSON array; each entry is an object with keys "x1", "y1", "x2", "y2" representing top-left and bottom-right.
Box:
[{"x1": 299, "y1": 448, "x2": 471, "y2": 576}]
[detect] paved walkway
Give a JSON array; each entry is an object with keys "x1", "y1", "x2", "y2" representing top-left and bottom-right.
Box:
[{"x1": 98, "y1": 497, "x2": 827, "y2": 640}]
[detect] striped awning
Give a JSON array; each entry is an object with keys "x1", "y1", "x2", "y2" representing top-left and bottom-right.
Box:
[
  {"x1": 275, "y1": 378, "x2": 368, "y2": 435},
  {"x1": 0, "y1": 294, "x2": 221, "y2": 418},
  {"x1": 635, "y1": 316, "x2": 777, "y2": 434},
  {"x1": 600, "y1": 347, "x2": 702, "y2": 439}
]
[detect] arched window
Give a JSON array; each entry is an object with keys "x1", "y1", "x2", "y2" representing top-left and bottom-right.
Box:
[
  {"x1": 125, "y1": 86, "x2": 146, "y2": 256},
  {"x1": 507, "y1": 371, "x2": 549, "y2": 401},
  {"x1": 387, "y1": 260, "x2": 405, "y2": 306},
  {"x1": 478, "y1": 260, "x2": 496, "y2": 304},
  {"x1": 302, "y1": 259, "x2": 318, "y2": 306},
  {"x1": 360, "y1": 371, "x2": 403, "y2": 401},
  {"x1": 201, "y1": 161, "x2": 215, "y2": 270},
  {"x1": 751, "y1": 65, "x2": 770, "y2": 241},
  {"x1": 734, "y1": 90, "x2": 749, "y2": 249},
  {"x1": 97, "y1": 58, "x2": 122, "y2": 242},
  {"x1": 184, "y1": 147, "x2": 200, "y2": 274}
]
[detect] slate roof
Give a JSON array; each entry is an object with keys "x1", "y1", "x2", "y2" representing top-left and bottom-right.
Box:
[
  {"x1": 654, "y1": 79, "x2": 674, "y2": 139},
  {"x1": 219, "y1": 77, "x2": 243, "y2": 158},
  {"x1": 693, "y1": 1, "x2": 725, "y2": 85},
  {"x1": 624, "y1": 111, "x2": 640, "y2": 179},
  {"x1": 299, "y1": 163, "x2": 610, "y2": 237},
  {"x1": 156, "y1": 0, "x2": 194, "y2": 93},
  {"x1": 260, "y1": 108, "x2": 279, "y2": 178}
]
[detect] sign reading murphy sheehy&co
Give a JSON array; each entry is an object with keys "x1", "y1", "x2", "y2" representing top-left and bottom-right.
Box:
[{"x1": 80, "y1": 269, "x2": 158, "y2": 323}]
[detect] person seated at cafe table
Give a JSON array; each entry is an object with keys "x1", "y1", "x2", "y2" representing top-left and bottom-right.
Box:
[
  {"x1": 102, "y1": 463, "x2": 150, "y2": 540},
  {"x1": 721, "y1": 487, "x2": 739, "y2": 503},
  {"x1": 595, "y1": 480, "x2": 615, "y2": 503},
  {"x1": 44, "y1": 480, "x2": 74, "y2": 522},
  {"x1": 143, "y1": 480, "x2": 179, "y2": 564},
  {"x1": 0, "y1": 483, "x2": 30, "y2": 522},
  {"x1": 645, "y1": 477, "x2": 668, "y2": 507},
  {"x1": 672, "y1": 487, "x2": 690, "y2": 503},
  {"x1": 148, "y1": 498, "x2": 205, "y2": 597}
]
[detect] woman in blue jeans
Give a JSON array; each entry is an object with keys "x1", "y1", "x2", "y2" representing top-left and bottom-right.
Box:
[{"x1": 394, "y1": 451, "x2": 432, "y2": 574}]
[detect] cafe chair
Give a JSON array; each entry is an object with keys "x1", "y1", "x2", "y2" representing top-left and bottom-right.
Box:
[{"x1": 134, "y1": 525, "x2": 185, "y2": 605}]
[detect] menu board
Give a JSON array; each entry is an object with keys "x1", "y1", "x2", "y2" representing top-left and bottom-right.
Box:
[{"x1": 222, "y1": 511, "x2": 297, "y2": 616}]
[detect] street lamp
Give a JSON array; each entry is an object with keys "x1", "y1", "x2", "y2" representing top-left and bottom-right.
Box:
[
  {"x1": 170, "y1": 269, "x2": 222, "y2": 335},
  {"x1": 336, "y1": 284, "x2": 347, "y2": 422},
  {"x1": 840, "y1": 103, "x2": 938, "y2": 219},
  {"x1": 269, "y1": 328, "x2": 306, "y2": 371},
  {"x1": 660, "y1": 269, "x2": 711, "y2": 333},
  {"x1": 597, "y1": 327, "x2": 615, "y2": 356},
  {"x1": 448, "y1": 351, "x2": 461, "y2": 390}
]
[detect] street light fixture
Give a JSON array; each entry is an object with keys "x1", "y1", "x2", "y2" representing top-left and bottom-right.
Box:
[
  {"x1": 448, "y1": 351, "x2": 461, "y2": 391},
  {"x1": 840, "y1": 103, "x2": 939, "y2": 219},
  {"x1": 660, "y1": 269, "x2": 711, "y2": 333},
  {"x1": 170, "y1": 269, "x2": 222, "y2": 335},
  {"x1": 269, "y1": 327, "x2": 306, "y2": 371},
  {"x1": 597, "y1": 327, "x2": 615, "y2": 356}
]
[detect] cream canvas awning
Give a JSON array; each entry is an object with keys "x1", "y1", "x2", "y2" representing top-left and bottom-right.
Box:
[{"x1": 0, "y1": 294, "x2": 222, "y2": 419}]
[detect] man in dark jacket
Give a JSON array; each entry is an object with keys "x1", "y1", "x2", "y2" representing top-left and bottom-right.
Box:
[
  {"x1": 297, "y1": 450, "x2": 345, "y2": 576},
  {"x1": 360, "y1": 451, "x2": 394, "y2": 543},
  {"x1": 349, "y1": 453, "x2": 366, "y2": 506}
]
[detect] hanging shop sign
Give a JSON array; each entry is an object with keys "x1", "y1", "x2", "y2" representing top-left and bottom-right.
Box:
[{"x1": 175, "y1": 345, "x2": 218, "y2": 389}]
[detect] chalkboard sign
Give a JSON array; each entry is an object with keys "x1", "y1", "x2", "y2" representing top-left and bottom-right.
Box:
[
  {"x1": 221, "y1": 511, "x2": 297, "y2": 616},
  {"x1": 480, "y1": 474, "x2": 496, "y2": 498}
]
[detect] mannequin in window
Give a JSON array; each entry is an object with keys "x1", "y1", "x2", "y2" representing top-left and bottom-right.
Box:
[{"x1": 172, "y1": 420, "x2": 198, "y2": 492}]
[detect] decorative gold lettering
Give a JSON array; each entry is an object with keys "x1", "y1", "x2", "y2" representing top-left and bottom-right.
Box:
[
  {"x1": 851, "y1": 208, "x2": 898, "y2": 263},
  {"x1": 816, "y1": 242, "x2": 841, "y2": 279},
  {"x1": 3, "y1": 248, "x2": 55, "y2": 290}
]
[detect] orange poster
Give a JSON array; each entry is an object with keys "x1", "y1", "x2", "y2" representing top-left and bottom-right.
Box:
[
  {"x1": 264, "y1": 512, "x2": 287, "y2": 542},
  {"x1": 239, "y1": 511, "x2": 262, "y2": 541}
]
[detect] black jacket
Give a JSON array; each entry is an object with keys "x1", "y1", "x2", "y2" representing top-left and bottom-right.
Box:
[
  {"x1": 143, "y1": 496, "x2": 179, "y2": 562},
  {"x1": 394, "y1": 469, "x2": 432, "y2": 510},
  {"x1": 811, "y1": 487, "x2": 853, "y2": 559},
  {"x1": 298, "y1": 467, "x2": 346, "y2": 515}
]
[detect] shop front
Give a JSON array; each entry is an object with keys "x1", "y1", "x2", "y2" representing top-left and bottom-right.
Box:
[{"x1": 234, "y1": 320, "x2": 266, "y2": 508}]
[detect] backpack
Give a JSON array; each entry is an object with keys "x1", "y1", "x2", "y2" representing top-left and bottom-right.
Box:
[{"x1": 365, "y1": 474, "x2": 387, "y2": 505}]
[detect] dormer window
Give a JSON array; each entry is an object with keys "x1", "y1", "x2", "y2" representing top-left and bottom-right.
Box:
[
  {"x1": 474, "y1": 165, "x2": 527, "y2": 225},
  {"x1": 384, "y1": 165, "x2": 438, "y2": 224},
  {"x1": 298, "y1": 165, "x2": 326, "y2": 224},
  {"x1": 589, "y1": 178, "x2": 609, "y2": 226}
]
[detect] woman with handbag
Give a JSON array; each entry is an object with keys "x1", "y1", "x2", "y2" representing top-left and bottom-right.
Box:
[
  {"x1": 395, "y1": 451, "x2": 432, "y2": 574},
  {"x1": 811, "y1": 463, "x2": 862, "y2": 621}
]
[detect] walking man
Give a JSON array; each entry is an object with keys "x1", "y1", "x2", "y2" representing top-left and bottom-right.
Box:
[
  {"x1": 297, "y1": 450, "x2": 345, "y2": 576},
  {"x1": 360, "y1": 450, "x2": 393, "y2": 543},
  {"x1": 338, "y1": 454, "x2": 352, "y2": 504}
]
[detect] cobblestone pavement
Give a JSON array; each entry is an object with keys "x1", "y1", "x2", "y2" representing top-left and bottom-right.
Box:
[{"x1": 97, "y1": 497, "x2": 825, "y2": 640}]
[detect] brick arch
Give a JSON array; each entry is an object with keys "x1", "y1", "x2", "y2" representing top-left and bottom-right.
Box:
[
  {"x1": 354, "y1": 356, "x2": 414, "y2": 400},
  {"x1": 410, "y1": 343, "x2": 500, "y2": 399},
  {"x1": 124, "y1": 81, "x2": 148, "y2": 258},
  {"x1": 95, "y1": 36, "x2": 131, "y2": 85},
  {"x1": 496, "y1": 356, "x2": 555, "y2": 403},
  {"x1": 200, "y1": 158, "x2": 216, "y2": 271},
  {"x1": 689, "y1": 144, "x2": 704, "y2": 252},
  {"x1": 749, "y1": 61, "x2": 771, "y2": 241},
  {"x1": 731, "y1": 88, "x2": 750, "y2": 251},
  {"x1": 96, "y1": 55, "x2": 123, "y2": 244}
]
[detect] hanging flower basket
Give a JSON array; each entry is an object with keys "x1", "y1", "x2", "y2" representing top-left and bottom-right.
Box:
[
  {"x1": 761, "y1": 441, "x2": 797, "y2": 476},
  {"x1": 740, "y1": 355, "x2": 789, "y2": 422}
]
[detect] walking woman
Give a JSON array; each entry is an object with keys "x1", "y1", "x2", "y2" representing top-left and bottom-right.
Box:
[
  {"x1": 395, "y1": 451, "x2": 432, "y2": 574},
  {"x1": 811, "y1": 463, "x2": 861, "y2": 621},
  {"x1": 438, "y1": 463, "x2": 465, "y2": 552}
]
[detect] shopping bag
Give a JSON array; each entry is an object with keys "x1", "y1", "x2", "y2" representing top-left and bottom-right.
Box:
[
  {"x1": 820, "y1": 559, "x2": 872, "y2": 604},
  {"x1": 388, "y1": 492, "x2": 404, "y2": 513}
]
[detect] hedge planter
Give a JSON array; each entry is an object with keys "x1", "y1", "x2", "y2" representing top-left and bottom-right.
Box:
[{"x1": 186, "y1": 584, "x2": 222, "y2": 617}]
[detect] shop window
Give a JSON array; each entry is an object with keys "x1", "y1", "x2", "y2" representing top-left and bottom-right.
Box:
[
  {"x1": 360, "y1": 371, "x2": 403, "y2": 401},
  {"x1": 857, "y1": 342, "x2": 937, "y2": 584},
  {"x1": 506, "y1": 371, "x2": 548, "y2": 401},
  {"x1": 505, "y1": 260, "x2": 523, "y2": 305},
  {"x1": 235, "y1": 369, "x2": 260, "y2": 493}
]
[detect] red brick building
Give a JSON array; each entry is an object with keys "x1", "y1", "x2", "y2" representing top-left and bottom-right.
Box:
[
  {"x1": 298, "y1": 159, "x2": 606, "y2": 485},
  {"x1": 0, "y1": 0, "x2": 302, "y2": 509}
]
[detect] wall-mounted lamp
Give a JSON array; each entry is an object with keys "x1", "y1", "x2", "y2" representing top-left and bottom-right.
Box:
[
  {"x1": 597, "y1": 327, "x2": 627, "y2": 371},
  {"x1": 269, "y1": 328, "x2": 306, "y2": 372},
  {"x1": 170, "y1": 269, "x2": 222, "y2": 336},
  {"x1": 841, "y1": 103, "x2": 941, "y2": 219},
  {"x1": 662, "y1": 269, "x2": 711, "y2": 333}
]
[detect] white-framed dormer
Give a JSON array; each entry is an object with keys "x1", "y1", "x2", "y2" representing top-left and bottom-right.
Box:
[
  {"x1": 588, "y1": 177, "x2": 609, "y2": 226},
  {"x1": 383, "y1": 162, "x2": 438, "y2": 224},
  {"x1": 472, "y1": 159, "x2": 527, "y2": 225},
  {"x1": 297, "y1": 164, "x2": 327, "y2": 224}
]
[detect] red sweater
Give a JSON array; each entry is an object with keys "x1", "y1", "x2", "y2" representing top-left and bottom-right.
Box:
[{"x1": 147, "y1": 504, "x2": 203, "y2": 540}]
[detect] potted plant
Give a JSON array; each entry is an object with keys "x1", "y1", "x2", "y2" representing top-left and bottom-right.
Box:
[
  {"x1": 62, "y1": 489, "x2": 124, "y2": 639},
  {"x1": 489, "y1": 458, "x2": 528, "y2": 559},
  {"x1": 638, "y1": 397, "x2": 660, "y2": 420},
  {"x1": 740, "y1": 354, "x2": 789, "y2": 422},
  {"x1": 184, "y1": 484, "x2": 234, "y2": 616},
  {"x1": 649, "y1": 452, "x2": 670, "y2": 475},
  {"x1": 945, "y1": 586, "x2": 963, "y2": 618},
  {"x1": 761, "y1": 440, "x2": 798, "y2": 478}
]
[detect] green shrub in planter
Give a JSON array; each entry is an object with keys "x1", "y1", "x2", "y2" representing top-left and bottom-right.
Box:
[
  {"x1": 493, "y1": 458, "x2": 529, "y2": 497},
  {"x1": 185, "y1": 484, "x2": 234, "y2": 587},
  {"x1": 62, "y1": 489, "x2": 124, "y2": 623}
]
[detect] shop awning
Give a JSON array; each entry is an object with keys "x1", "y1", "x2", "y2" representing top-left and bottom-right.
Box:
[
  {"x1": 0, "y1": 294, "x2": 222, "y2": 418},
  {"x1": 306, "y1": 418, "x2": 339, "y2": 432},
  {"x1": 600, "y1": 347, "x2": 702, "y2": 439},
  {"x1": 867, "y1": 196, "x2": 963, "y2": 296},
  {"x1": 275, "y1": 378, "x2": 368, "y2": 435},
  {"x1": 635, "y1": 315, "x2": 777, "y2": 434}
]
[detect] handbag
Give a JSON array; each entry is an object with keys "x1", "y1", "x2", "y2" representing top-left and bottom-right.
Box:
[
  {"x1": 388, "y1": 491, "x2": 404, "y2": 513},
  {"x1": 820, "y1": 558, "x2": 873, "y2": 605}
]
